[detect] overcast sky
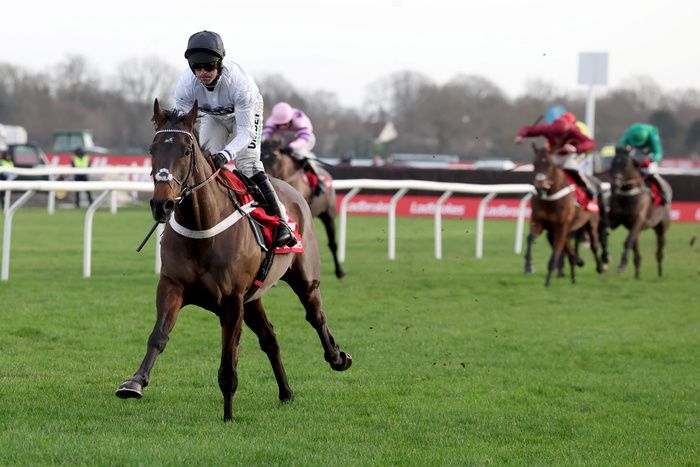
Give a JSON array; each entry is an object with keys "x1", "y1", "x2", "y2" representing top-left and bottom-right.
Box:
[{"x1": 2, "y1": 0, "x2": 697, "y2": 107}]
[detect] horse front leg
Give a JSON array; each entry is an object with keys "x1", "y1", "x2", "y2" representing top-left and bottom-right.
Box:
[
  {"x1": 219, "y1": 298, "x2": 244, "y2": 422},
  {"x1": 116, "y1": 277, "x2": 184, "y2": 399},
  {"x1": 318, "y1": 211, "x2": 345, "y2": 279},
  {"x1": 524, "y1": 222, "x2": 543, "y2": 274},
  {"x1": 618, "y1": 219, "x2": 644, "y2": 274},
  {"x1": 632, "y1": 237, "x2": 642, "y2": 279},
  {"x1": 546, "y1": 225, "x2": 569, "y2": 287},
  {"x1": 563, "y1": 239, "x2": 577, "y2": 284},
  {"x1": 243, "y1": 299, "x2": 293, "y2": 402}
]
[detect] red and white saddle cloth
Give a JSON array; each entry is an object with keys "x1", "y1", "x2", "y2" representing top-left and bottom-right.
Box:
[
  {"x1": 290, "y1": 157, "x2": 332, "y2": 193},
  {"x1": 168, "y1": 170, "x2": 303, "y2": 254},
  {"x1": 563, "y1": 172, "x2": 598, "y2": 213}
]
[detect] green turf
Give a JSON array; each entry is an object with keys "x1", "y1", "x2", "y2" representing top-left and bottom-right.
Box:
[{"x1": 0, "y1": 206, "x2": 698, "y2": 465}]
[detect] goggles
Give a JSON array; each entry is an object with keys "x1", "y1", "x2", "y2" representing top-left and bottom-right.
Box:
[{"x1": 191, "y1": 62, "x2": 218, "y2": 72}]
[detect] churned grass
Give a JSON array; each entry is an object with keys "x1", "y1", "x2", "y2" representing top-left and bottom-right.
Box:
[{"x1": 0, "y1": 206, "x2": 698, "y2": 465}]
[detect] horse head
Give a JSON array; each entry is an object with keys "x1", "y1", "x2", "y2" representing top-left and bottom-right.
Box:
[
  {"x1": 260, "y1": 137, "x2": 282, "y2": 174},
  {"x1": 610, "y1": 146, "x2": 642, "y2": 194},
  {"x1": 531, "y1": 145, "x2": 558, "y2": 197},
  {"x1": 149, "y1": 98, "x2": 206, "y2": 222}
]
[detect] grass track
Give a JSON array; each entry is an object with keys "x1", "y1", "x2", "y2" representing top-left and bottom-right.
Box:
[{"x1": 0, "y1": 207, "x2": 698, "y2": 465}]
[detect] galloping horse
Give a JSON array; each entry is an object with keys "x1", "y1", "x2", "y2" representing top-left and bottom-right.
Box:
[
  {"x1": 608, "y1": 147, "x2": 671, "y2": 278},
  {"x1": 261, "y1": 139, "x2": 345, "y2": 279},
  {"x1": 524, "y1": 147, "x2": 604, "y2": 286},
  {"x1": 116, "y1": 99, "x2": 351, "y2": 421}
]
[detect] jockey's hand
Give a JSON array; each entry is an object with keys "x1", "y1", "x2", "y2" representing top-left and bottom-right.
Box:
[
  {"x1": 210, "y1": 151, "x2": 229, "y2": 170},
  {"x1": 561, "y1": 143, "x2": 577, "y2": 154},
  {"x1": 514, "y1": 136, "x2": 523, "y2": 144},
  {"x1": 280, "y1": 146, "x2": 294, "y2": 156}
]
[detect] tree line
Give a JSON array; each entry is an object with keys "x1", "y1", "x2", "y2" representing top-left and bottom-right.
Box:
[{"x1": 2, "y1": 56, "x2": 700, "y2": 161}]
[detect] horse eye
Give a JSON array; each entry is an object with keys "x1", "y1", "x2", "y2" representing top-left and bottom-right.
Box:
[{"x1": 184, "y1": 148, "x2": 192, "y2": 157}]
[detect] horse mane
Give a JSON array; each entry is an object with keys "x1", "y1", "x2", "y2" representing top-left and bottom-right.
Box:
[{"x1": 152, "y1": 106, "x2": 202, "y2": 151}]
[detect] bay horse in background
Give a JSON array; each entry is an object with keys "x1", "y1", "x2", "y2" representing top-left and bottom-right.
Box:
[
  {"x1": 261, "y1": 138, "x2": 345, "y2": 279},
  {"x1": 608, "y1": 146, "x2": 671, "y2": 278},
  {"x1": 524, "y1": 146, "x2": 605, "y2": 287},
  {"x1": 116, "y1": 99, "x2": 351, "y2": 422}
]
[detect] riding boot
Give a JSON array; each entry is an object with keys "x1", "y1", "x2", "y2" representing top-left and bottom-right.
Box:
[
  {"x1": 652, "y1": 174, "x2": 672, "y2": 205},
  {"x1": 303, "y1": 159, "x2": 326, "y2": 196},
  {"x1": 250, "y1": 171, "x2": 297, "y2": 248}
]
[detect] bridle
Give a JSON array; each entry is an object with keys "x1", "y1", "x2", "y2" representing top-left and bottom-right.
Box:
[
  {"x1": 611, "y1": 154, "x2": 644, "y2": 197},
  {"x1": 152, "y1": 129, "x2": 220, "y2": 203},
  {"x1": 532, "y1": 154, "x2": 575, "y2": 201}
]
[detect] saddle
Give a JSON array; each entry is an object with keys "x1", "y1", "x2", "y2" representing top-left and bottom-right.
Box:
[
  {"x1": 563, "y1": 171, "x2": 598, "y2": 212},
  {"x1": 218, "y1": 169, "x2": 303, "y2": 254}
]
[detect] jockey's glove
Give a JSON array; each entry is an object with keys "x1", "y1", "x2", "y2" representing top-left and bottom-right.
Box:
[
  {"x1": 211, "y1": 151, "x2": 230, "y2": 169},
  {"x1": 280, "y1": 146, "x2": 294, "y2": 156}
]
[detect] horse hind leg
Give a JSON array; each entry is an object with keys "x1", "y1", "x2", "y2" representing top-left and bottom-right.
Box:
[
  {"x1": 284, "y1": 271, "x2": 352, "y2": 371},
  {"x1": 563, "y1": 239, "x2": 577, "y2": 284},
  {"x1": 654, "y1": 223, "x2": 666, "y2": 277},
  {"x1": 318, "y1": 211, "x2": 345, "y2": 279},
  {"x1": 116, "y1": 278, "x2": 184, "y2": 399},
  {"x1": 243, "y1": 299, "x2": 293, "y2": 401},
  {"x1": 632, "y1": 237, "x2": 642, "y2": 279}
]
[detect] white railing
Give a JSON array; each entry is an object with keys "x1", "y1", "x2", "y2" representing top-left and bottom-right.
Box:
[
  {"x1": 1, "y1": 171, "x2": 534, "y2": 280},
  {"x1": 331, "y1": 179, "x2": 533, "y2": 262}
]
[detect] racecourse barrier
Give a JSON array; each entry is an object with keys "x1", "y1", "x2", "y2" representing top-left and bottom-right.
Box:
[{"x1": 1, "y1": 167, "x2": 535, "y2": 280}]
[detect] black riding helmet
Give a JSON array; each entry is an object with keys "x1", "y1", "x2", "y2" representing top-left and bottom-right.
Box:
[{"x1": 184, "y1": 30, "x2": 225, "y2": 70}]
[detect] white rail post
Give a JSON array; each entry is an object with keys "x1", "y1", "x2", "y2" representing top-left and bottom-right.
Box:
[
  {"x1": 388, "y1": 188, "x2": 408, "y2": 260},
  {"x1": 434, "y1": 191, "x2": 453, "y2": 259},
  {"x1": 48, "y1": 156, "x2": 59, "y2": 214},
  {"x1": 2, "y1": 190, "x2": 36, "y2": 281},
  {"x1": 155, "y1": 223, "x2": 164, "y2": 274},
  {"x1": 476, "y1": 192, "x2": 497, "y2": 259},
  {"x1": 515, "y1": 192, "x2": 533, "y2": 254},
  {"x1": 83, "y1": 190, "x2": 112, "y2": 278},
  {"x1": 338, "y1": 187, "x2": 360, "y2": 263}
]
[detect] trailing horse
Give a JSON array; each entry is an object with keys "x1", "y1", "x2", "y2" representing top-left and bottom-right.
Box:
[
  {"x1": 261, "y1": 138, "x2": 345, "y2": 279},
  {"x1": 524, "y1": 147, "x2": 605, "y2": 286},
  {"x1": 608, "y1": 147, "x2": 671, "y2": 278},
  {"x1": 115, "y1": 99, "x2": 352, "y2": 422}
]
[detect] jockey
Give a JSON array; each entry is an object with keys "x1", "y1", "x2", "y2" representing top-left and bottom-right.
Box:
[
  {"x1": 174, "y1": 30, "x2": 296, "y2": 248},
  {"x1": 261, "y1": 102, "x2": 327, "y2": 196},
  {"x1": 515, "y1": 112, "x2": 598, "y2": 202},
  {"x1": 617, "y1": 123, "x2": 672, "y2": 205}
]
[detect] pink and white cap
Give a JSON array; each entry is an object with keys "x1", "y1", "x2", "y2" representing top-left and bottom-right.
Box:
[{"x1": 267, "y1": 102, "x2": 295, "y2": 126}]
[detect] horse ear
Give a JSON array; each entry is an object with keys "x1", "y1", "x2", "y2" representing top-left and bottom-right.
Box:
[
  {"x1": 183, "y1": 100, "x2": 198, "y2": 130},
  {"x1": 152, "y1": 98, "x2": 166, "y2": 128}
]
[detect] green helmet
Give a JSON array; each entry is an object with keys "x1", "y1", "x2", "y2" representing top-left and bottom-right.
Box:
[{"x1": 628, "y1": 124, "x2": 649, "y2": 147}]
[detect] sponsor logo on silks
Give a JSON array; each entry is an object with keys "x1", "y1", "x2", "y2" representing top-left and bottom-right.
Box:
[{"x1": 248, "y1": 112, "x2": 261, "y2": 149}]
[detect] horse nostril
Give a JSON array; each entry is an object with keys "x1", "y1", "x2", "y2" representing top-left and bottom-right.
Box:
[{"x1": 164, "y1": 200, "x2": 175, "y2": 212}]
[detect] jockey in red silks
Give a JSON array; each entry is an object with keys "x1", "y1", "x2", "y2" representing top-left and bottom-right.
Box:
[
  {"x1": 515, "y1": 112, "x2": 598, "y2": 205},
  {"x1": 262, "y1": 102, "x2": 327, "y2": 196}
]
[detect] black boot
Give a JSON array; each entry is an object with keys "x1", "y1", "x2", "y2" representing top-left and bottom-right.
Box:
[
  {"x1": 250, "y1": 172, "x2": 296, "y2": 248},
  {"x1": 303, "y1": 159, "x2": 326, "y2": 196}
]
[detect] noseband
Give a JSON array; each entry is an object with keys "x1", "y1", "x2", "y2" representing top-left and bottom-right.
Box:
[{"x1": 152, "y1": 129, "x2": 219, "y2": 202}]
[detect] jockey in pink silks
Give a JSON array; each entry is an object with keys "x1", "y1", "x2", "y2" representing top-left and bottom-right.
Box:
[{"x1": 262, "y1": 102, "x2": 327, "y2": 195}]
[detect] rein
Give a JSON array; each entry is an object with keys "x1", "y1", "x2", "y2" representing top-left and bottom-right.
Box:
[{"x1": 533, "y1": 184, "x2": 576, "y2": 201}]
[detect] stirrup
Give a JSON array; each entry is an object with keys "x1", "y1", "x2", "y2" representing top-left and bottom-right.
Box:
[{"x1": 274, "y1": 223, "x2": 297, "y2": 248}]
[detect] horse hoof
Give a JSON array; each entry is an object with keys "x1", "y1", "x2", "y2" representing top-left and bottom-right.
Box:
[
  {"x1": 617, "y1": 265, "x2": 627, "y2": 273},
  {"x1": 524, "y1": 266, "x2": 535, "y2": 274},
  {"x1": 279, "y1": 390, "x2": 294, "y2": 402},
  {"x1": 331, "y1": 352, "x2": 353, "y2": 371},
  {"x1": 115, "y1": 380, "x2": 143, "y2": 399},
  {"x1": 335, "y1": 269, "x2": 346, "y2": 279},
  {"x1": 576, "y1": 258, "x2": 585, "y2": 267}
]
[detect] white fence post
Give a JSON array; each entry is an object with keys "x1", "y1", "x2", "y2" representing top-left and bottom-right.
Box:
[
  {"x1": 2, "y1": 190, "x2": 36, "y2": 281},
  {"x1": 476, "y1": 192, "x2": 497, "y2": 259},
  {"x1": 83, "y1": 190, "x2": 113, "y2": 278},
  {"x1": 388, "y1": 188, "x2": 408, "y2": 260},
  {"x1": 338, "y1": 187, "x2": 360, "y2": 263},
  {"x1": 434, "y1": 191, "x2": 453, "y2": 260},
  {"x1": 515, "y1": 192, "x2": 533, "y2": 254}
]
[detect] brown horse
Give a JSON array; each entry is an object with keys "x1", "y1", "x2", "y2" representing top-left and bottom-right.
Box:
[
  {"x1": 115, "y1": 99, "x2": 352, "y2": 422},
  {"x1": 608, "y1": 147, "x2": 671, "y2": 278},
  {"x1": 524, "y1": 148, "x2": 604, "y2": 286},
  {"x1": 261, "y1": 139, "x2": 345, "y2": 279}
]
